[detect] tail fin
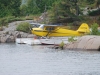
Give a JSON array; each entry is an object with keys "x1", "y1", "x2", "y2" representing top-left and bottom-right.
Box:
[{"x1": 77, "y1": 23, "x2": 90, "y2": 34}]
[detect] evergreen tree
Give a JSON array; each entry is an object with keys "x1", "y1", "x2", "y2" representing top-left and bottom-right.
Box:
[
  {"x1": 22, "y1": 0, "x2": 58, "y2": 15},
  {"x1": 49, "y1": 0, "x2": 79, "y2": 23},
  {"x1": 20, "y1": 4, "x2": 28, "y2": 16},
  {"x1": 96, "y1": 0, "x2": 100, "y2": 8},
  {"x1": 0, "y1": 0, "x2": 21, "y2": 17},
  {"x1": 86, "y1": 0, "x2": 95, "y2": 4}
]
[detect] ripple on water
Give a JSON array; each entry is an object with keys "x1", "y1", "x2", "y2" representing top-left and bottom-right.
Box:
[{"x1": 0, "y1": 43, "x2": 100, "y2": 75}]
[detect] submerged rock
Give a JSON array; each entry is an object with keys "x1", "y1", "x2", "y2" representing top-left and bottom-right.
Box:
[{"x1": 65, "y1": 35, "x2": 100, "y2": 51}]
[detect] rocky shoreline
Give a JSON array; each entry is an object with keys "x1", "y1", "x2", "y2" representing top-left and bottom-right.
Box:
[
  {"x1": 1, "y1": 20, "x2": 100, "y2": 51},
  {"x1": 0, "y1": 20, "x2": 35, "y2": 43},
  {"x1": 65, "y1": 35, "x2": 100, "y2": 51}
]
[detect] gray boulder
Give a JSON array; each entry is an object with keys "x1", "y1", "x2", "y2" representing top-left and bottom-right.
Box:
[{"x1": 65, "y1": 35, "x2": 100, "y2": 51}]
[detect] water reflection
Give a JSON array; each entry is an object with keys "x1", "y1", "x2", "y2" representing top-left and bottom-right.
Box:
[{"x1": 0, "y1": 43, "x2": 100, "y2": 75}]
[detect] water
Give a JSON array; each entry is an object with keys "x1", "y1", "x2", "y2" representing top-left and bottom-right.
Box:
[{"x1": 0, "y1": 43, "x2": 100, "y2": 75}]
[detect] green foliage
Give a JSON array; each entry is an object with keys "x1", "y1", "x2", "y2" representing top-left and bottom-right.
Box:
[
  {"x1": 27, "y1": 0, "x2": 40, "y2": 14},
  {"x1": 0, "y1": 18, "x2": 8, "y2": 26},
  {"x1": 20, "y1": 4, "x2": 28, "y2": 16},
  {"x1": 0, "y1": 16, "x2": 25, "y2": 27},
  {"x1": 6, "y1": 16, "x2": 25, "y2": 23},
  {"x1": 0, "y1": 0, "x2": 99, "y2": 24},
  {"x1": 0, "y1": 0, "x2": 21, "y2": 17},
  {"x1": 16, "y1": 22, "x2": 32, "y2": 33},
  {"x1": 88, "y1": 9, "x2": 100, "y2": 16},
  {"x1": 86, "y1": 0, "x2": 95, "y2": 4},
  {"x1": 6, "y1": 16, "x2": 16, "y2": 23},
  {"x1": 91, "y1": 23, "x2": 100, "y2": 35},
  {"x1": 59, "y1": 41, "x2": 64, "y2": 49},
  {"x1": 20, "y1": 0, "x2": 58, "y2": 15},
  {"x1": 12, "y1": 17, "x2": 25, "y2": 21},
  {"x1": 48, "y1": 0, "x2": 82, "y2": 23},
  {"x1": 68, "y1": 36, "x2": 77, "y2": 42}
]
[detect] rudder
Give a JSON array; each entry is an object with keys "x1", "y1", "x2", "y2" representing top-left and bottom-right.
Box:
[{"x1": 77, "y1": 23, "x2": 90, "y2": 34}]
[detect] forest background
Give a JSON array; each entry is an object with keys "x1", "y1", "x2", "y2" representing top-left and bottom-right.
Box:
[{"x1": 0, "y1": 0, "x2": 100, "y2": 26}]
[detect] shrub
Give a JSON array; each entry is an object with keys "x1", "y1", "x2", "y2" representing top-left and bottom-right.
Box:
[
  {"x1": 13, "y1": 17, "x2": 25, "y2": 21},
  {"x1": 16, "y1": 22, "x2": 32, "y2": 33},
  {"x1": 90, "y1": 23, "x2": 100, "y2": 35},
  {"x1": 6, "y1": 16, "x2": 15, "y2": 23},
  {"x1": 6, "y1": 16, "x2": 25, "y2": 23},
  {"x1": 0, "y1": 16, "x2": 25, "y2": 27},
  {"x1": 68, "y1": 36, "x2": 77, "y2": 42},
  {"x1": 0, "y1": 18, "x2": 8, "y2": 26}
]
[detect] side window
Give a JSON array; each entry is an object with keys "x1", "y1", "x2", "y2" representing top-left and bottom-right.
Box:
[
  {"x1": 51, "y1": 27, "x2": 55, "y2": 30},
  {"x1": 46, "y1": 27, "x2": 55, "y2": 31},
  {"x1": 46, "y1": 27, "x2": 50, "y2": 30}
]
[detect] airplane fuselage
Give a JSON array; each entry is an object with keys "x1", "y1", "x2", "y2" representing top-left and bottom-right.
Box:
[
  {"x1": 31, "y1": 27, "x2": 84, "y2": 37},
  {"x1": 31, "y1": 23, "x2": 90, "y2": 37}
]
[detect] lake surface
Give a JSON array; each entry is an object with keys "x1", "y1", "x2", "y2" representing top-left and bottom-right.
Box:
[{"x1": 0, "y1": 43, "x2": 100, "y2": 75}]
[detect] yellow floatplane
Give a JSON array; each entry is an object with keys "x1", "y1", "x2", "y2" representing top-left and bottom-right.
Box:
[{"x1": 31, "y1": 23, "x2": 90, "y2": 37}]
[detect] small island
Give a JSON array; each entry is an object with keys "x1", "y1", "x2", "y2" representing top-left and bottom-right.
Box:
[{"x1": 0, "y1": 0, "x2": 100, "y2": 50}]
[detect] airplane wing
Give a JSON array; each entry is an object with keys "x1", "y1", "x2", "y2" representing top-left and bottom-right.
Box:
[{"x1": 44, "y1": 24, "x2": 61, "y2": 27}]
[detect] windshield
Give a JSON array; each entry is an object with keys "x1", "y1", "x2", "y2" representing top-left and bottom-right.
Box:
[{"x1": 39, "y1": 24, "x2": 44, "y2": 29}]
